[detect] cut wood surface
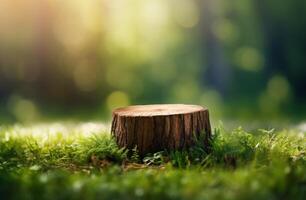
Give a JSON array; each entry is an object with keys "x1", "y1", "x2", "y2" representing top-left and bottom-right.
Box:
[{"x1": 111, "y1": 104, "x2": 211, "y2": 156}]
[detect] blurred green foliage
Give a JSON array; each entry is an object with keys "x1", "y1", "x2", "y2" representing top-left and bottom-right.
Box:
[
  {"x1": 0, "y1": 0, "x2": 306, "y2": 122},
  {"x1": 0, "y1": 123, "x2": 305, "y2": 199}
]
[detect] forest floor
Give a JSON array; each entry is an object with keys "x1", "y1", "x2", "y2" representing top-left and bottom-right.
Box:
[{"x1": 0, "y1": 122, "x2": 305, "y2": 200}]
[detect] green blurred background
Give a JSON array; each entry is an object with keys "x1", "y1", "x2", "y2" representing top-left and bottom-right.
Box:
[{"x1": 0, "y1": 0, "x2": 305, "y2": 123}]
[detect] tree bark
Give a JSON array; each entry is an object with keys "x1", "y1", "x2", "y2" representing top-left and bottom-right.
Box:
[{"x1": 111, "y1": 104, "x2": 211, "y2": 156}]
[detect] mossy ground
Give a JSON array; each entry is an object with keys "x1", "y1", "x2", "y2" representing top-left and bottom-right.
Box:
[{"x1": 0, "y1": 122, "x2": 305, "y2": 200}]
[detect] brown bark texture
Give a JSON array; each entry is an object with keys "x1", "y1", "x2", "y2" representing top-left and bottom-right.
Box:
[{"x1": 111, "y1": 104, "x2": 211, "y2": 156}]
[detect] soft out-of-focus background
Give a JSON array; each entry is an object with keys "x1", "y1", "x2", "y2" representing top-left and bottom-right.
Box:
[{"x1": 0, "y1": 0, "x2": 305, "y2": 124}]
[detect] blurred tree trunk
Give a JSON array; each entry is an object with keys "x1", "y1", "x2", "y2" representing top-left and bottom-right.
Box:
[
  {"x1": 256, "y1": 0, "x2": 306, "y2": 100},
  {"x1": 33, "y1": 1, "x2": 106, "y2": 106},
  {"x1": 256, "y1": 0, "x2": 288, "y2": 79},
  {"x1": 199, "y1": 0, "x2": 230, "y2": 96}
]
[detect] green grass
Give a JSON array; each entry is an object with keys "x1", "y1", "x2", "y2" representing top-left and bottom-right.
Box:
[{"x1": 0, "y1": 122, "x2": 305, "y2": 200}]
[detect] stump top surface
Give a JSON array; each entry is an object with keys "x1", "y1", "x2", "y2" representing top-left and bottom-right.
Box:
[{"x1": 113, "y1": 104, "x2": 207, "y2": 117}]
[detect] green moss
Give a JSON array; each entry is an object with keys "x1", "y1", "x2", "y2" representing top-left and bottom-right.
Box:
[{"x1": 0, "y1": 123, "x2": 305, "y2": 200}]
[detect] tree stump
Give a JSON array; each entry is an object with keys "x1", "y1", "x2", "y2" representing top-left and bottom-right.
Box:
[{"x1": 111, "y1": 104, "x2": 211, "y2": 156}]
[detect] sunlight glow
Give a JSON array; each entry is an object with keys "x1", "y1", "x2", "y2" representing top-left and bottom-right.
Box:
[
  {"x1": 173, "y1": 0, "x2": 199, "y2": 28},
  {"x1": 2, "y1": 123, "x2": 109, "y2": 144}
]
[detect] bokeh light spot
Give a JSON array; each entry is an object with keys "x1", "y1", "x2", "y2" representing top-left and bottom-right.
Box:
[
  {"x1": 267, "y1": 75, "x2": 290, "y2": 102},
  {"x1": 235, "y1": 47, "x2": 263, "y2": 71},
  {"x1": 7, "y1": 95, "x2": 40, "y2": 122},
  {"x1": 106, "y1": 91, "x2": 130, "y2": 111},
  {"x1": 213, "y1": 20, "x2": 238, "y2": 44},
  {"x1": 258, "y1": 75, "x2": 291, "y2": 116},
  {"x1": 142, "y1": 0, "x2": 168, "y2": 28}
]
